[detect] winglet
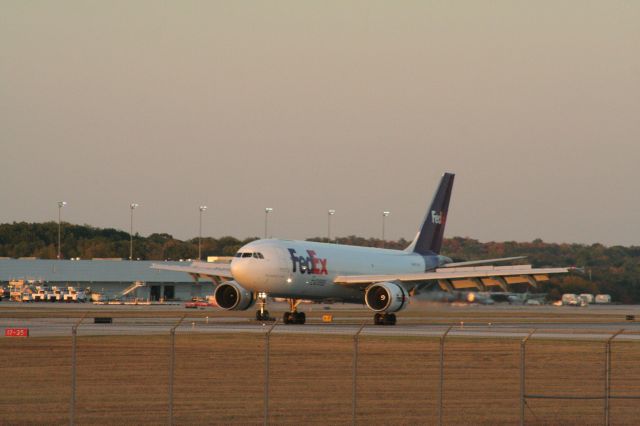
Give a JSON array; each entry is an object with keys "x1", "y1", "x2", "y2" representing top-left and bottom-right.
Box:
[{"x1": 405, "y1": 172, "x2": 455, "y2": 255}]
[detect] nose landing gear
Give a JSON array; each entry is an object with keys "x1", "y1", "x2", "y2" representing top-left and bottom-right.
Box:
[
  {"x1": 255, "y1": 292, "x2": 273, "y2": 321},
  {"x1": 283, "y1": 299, "x2": 306, "y2": 324},
  {"x1": 373, "y1": 312, "x2": 396, "y2": 326}
]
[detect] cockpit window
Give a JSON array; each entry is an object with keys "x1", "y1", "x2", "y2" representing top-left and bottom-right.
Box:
[{"x1": 235, "y1": 251, "x2": 265, "y2": 259}]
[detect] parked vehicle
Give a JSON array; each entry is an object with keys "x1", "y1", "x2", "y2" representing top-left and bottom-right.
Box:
[
  {"x1": 32, "y1": 286, "x2": 53, "y2": 302},
  {"x1": 562, "y1": 294, "x2": 582, "y2": 306},
  {"x1": 579, "y1": 294, "x2": 594, "y2": 304},
  {"x1": 186, "y1": 299, "x2": 213, "y2": 309},
  {"x1": 64, "y1": 287, "x2": 86, "y2": 302},
  {"x1": 51, "y1": 286, "x2": 66, "y2": 302}
]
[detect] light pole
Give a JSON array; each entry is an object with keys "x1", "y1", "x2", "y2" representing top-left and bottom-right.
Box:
[
  {"x1": 199, "y1": 205, "x2": 207, "y2": 260},
  {"x1": 264, "y1": 208, "x2": 273, "y2": 238},
  {"x1": 382, "y1": 211, "x2": 390, "y2": 247},
  {"x1": 327, "y1": 209, "x2": 336, "y2": 242},
  {"x1": 57, "y1": 201, "x2": 67, "y2": 259},
  {"x1": 129, "y1": 203, "x2": 139, "y2": 260}
]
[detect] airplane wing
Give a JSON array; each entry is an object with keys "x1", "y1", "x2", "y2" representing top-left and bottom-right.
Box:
[
  {"x1": 334, "y1": 264, "x2": 570, "y2": 292},
  {"x1": 441, "y1": 256, "x2": 526, "y2": 267},
  {"x1": 151, "y1": 261, "x2": 233, "y2": 284}
]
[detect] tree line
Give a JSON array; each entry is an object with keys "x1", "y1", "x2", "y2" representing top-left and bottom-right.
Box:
[{"x1": 1, "y1": 222, "x2": 639, "y2": 302}]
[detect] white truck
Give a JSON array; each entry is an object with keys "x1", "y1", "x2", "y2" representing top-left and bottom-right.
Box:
[
  {"x1": 64, "y1": 287, "x2": 87, "y2": 302},
  {"x1": 595, "y1": 294, "x2": 612, "y2": 304},
  {"x1": 52, "y1": 286, "x2": 66, "y2": 302},
  {"x1": 578, "y1": 294, "x2": 594, "y2": 305},
  {"x1": 32, "y1": 286, "x2": 50, "y2": 302},
  {"x1": 562, "y1": 294, "x2": 582, "y2": 306}
]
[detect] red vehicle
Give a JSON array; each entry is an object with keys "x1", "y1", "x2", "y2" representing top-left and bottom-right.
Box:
[{"x1": 185, "y1": 300, "x2": 211, "y2": 309}]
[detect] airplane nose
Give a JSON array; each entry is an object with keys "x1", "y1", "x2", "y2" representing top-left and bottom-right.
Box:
[
  {"x1": 231, "y1": 256, "x2": 277, "y2": 289},
  {"x1": 230, "y1": 259, "x2": 252, "y2": 286}
]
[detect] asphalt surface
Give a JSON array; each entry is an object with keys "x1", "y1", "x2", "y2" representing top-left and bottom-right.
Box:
[{"x1": 2, "y1": 302, "x2": 640, "y2": 341}]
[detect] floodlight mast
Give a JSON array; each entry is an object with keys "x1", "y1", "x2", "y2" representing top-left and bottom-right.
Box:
[
  {"x1": 264, "y1": 207, "x2": 273, "y2": 239},
  {"x1": 199, "y1": 205, "x2": 207, "y2": 260},
  {"x1": 57, "y1": 201, "x2": 67, "y2": 260},
  {"x1": 382, "y1": 211, "x2": 390, "y2": 247},
  {"x1": 129, "y1": 203, "x2": 139, "y2": 260},
  {"x1": 328, "y1": 209, "x2": 336, "y2": 242}
]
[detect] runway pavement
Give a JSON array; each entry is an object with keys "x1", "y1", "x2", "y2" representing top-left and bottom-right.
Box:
[{"x1": 3, "y1": 312, "x2": 640, "y2": 341}]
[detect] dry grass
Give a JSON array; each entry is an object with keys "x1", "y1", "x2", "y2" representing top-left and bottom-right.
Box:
[{"x1": 2, "y1": 332, "x2": 640, "y2": 425}]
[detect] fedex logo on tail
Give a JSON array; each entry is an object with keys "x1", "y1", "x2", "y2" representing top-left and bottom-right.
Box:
[
  {"x1": 431, "y1": 210, "x2": 446, "y2": 225},
  {"x1": 288, "y1": 249, "x2": 328, "y2": 275}
]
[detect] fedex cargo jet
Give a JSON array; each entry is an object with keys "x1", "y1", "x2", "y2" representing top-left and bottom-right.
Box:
[{"x1": 153, "y1": 173, "x2": 569, "y2": 325}]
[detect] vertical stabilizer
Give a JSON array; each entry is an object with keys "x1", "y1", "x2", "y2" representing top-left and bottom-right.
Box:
[{"x1": 405, "y1": 173, "x2": 455, "y2": 255}]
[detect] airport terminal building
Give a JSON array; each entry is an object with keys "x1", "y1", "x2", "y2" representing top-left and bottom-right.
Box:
[{"x1": 0, "y1": 259, "x2": 213, "y2": 301}]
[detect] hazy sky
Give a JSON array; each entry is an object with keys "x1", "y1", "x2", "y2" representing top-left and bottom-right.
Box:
[{"x1": 2, "y1": 2, "x2": 639, "y2": 246}]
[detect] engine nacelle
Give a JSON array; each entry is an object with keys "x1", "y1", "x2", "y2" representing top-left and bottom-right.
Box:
[
  {"x1": 214, "y1": 281, "x2": 255, "y2": 311},
  {"x1": 365, "y1": 282, "x2": 409, "y2": 313}
]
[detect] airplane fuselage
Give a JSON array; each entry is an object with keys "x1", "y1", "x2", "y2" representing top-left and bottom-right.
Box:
[
  {"x1": 152, "y1": 172, "x2": 569, "y2": 326},
  {"x1": 230, "y1": 239, "x2": 447, "y2": 303}
]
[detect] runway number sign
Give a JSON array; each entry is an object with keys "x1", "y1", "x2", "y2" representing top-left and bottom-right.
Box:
[{"x1": 5, "y1": 328, "x2": 29, "y2": 337}]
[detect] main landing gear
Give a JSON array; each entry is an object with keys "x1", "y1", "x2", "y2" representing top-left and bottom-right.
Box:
[
  {"x1": 374, "y1": 313, "x2": 396, "y2": 326},
  {"x1": 255, "y1": 292, "x2": 273, "y2": 321},
  {"x1": 283, "y1": 299, "x2": 306, "y2": 325}
]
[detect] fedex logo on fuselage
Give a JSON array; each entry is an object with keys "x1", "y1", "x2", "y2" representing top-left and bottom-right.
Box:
[{"x1": 288, "y1": 248, "x2": 328, "y2": 275}]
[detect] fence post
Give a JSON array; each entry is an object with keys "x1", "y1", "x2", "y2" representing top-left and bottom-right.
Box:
[
  {"x1": 168, "y1": 315, "x2": 186, "y2": 426},
  {"x1": 352, "y1": 322, "x2": 367, "y2": 426},
  {"x1": 70, "y1": 313, "x2": 87, "y2": 426},
  {"x1": 264, "y1": 320, "x2": 278, "y2": 426},
  {"x1": 520, "y1": 329, "x2": 536, "y2": 426},
  {"x1": 604, "y1": 329, "x2": 624, "y2": 426},
  {"x1": 438, "y1": 325, "x2": 453, "y2": 426}
]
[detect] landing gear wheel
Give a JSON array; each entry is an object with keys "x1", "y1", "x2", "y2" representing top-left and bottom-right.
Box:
[
  {"x1": 384, "y1": 313, "x2": 396, "y2": 326},
  {"x1": 256, "y1": 310, "x2": 270, "y2": 321},
  {"x1": 283, "y1": 311, "x2": 306, "y2": 324},
  {"x1": 374, "y1": 313, "x2": 397, "y2": 326},
  {"x1": 374, "y1": 313, "x2": 384, "y2": 325}
]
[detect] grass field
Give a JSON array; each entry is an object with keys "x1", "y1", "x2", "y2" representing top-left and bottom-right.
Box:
[{"x1": 2, "y1": 329, "x2": 640, "y2": 425}]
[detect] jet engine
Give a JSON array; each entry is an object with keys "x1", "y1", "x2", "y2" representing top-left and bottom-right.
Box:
[
  {"x1": 214, "y1": 281, "x2": 255, "y2": 311},
  {"x1": 364, "y1": 282, "x2": 408, "y2": 313}
]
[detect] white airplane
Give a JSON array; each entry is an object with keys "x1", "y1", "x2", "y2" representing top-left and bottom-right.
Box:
[{"x1": 153, "y1": 173, "x2": 569, "y2": 325}]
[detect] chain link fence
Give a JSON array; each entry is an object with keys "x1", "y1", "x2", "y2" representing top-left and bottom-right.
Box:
[{"x1": 2, "y1": 317, "x2": 640, "y2": 425}]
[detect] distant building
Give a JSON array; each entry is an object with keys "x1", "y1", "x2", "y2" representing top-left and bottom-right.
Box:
[{"x1": 0, "y1": 259, "x2": 213, "y2": 301}]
